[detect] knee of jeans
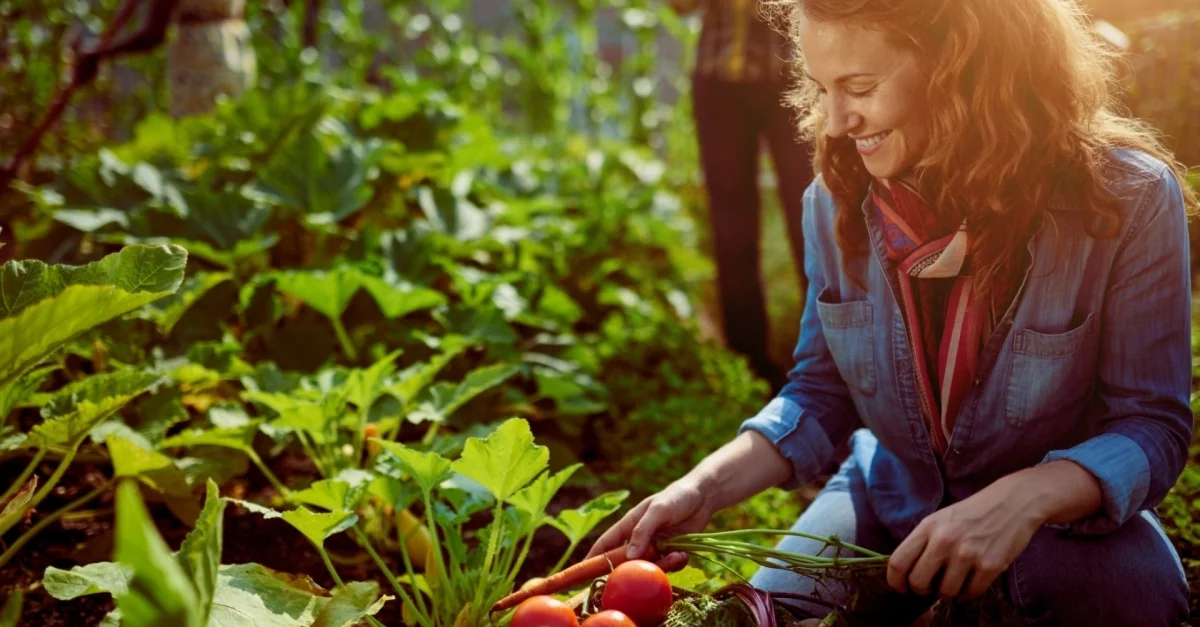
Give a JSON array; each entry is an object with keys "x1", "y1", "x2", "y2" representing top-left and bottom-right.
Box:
[{"x1": 1009, "y1": 529, "x2": 1190, "y2": 627}]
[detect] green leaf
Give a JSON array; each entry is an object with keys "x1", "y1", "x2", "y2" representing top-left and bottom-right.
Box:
[
  {"x1": 0, "y1": 364, "x2": 56, "y2": 421},
  {"x1": 32, "y1": 372, "x2": 163, "y2": 448},
  {"x1": 292, "y1": 480, "x2": 368, "y2": 513},
  {"x1": 366, "y1": 475, "x2": 421, "y2": 512},
  {"x1": 451, "y1": 418, "x2": 548, "y2": 503},
  {"x1": 176, "y1": 481, "x2": 225, "y2": 625},
  {"x1": 248, "y1": 391, "x2": 333, "y2": 442},
  {"x1": 274, "y1": 269, "x2": 444, "y2": 328},
  {"x1": 311, "y1": 581, "x2": 390, "y2": 627},
  {"x1": 208, "y1": 563, "x2": 330, "y2": 627},
  {"x1": 106, "y1": 435, "x2": 196, "y2": 521},
  {"x1": 371, "y1": 440, "x2": 452, "y2": 495},
  {"x1": 387, "y1": 337, "x2": 470, "y2": 405},
  {"x1": 146, "y1": 272, "x2": 232, "y2": 334},
  {"x1": 159, "y1": 424, "x2": 260, "y2": 457},
  {"x1": 666, "y1": 566, "x2": 708, "y2": 591},
  {"x1": 178, "y1": 235, "x2": 280, "y2": 269},
  {"x1": 0, "y1": 244, "x2": 187, "y2": 389},
  {"x1": 357, "y1": 275, "x2": 446, "y2": 319},
  {"x1": 407, "y1": 363, "x2": 520, "y2": 425},
  {"x1": 346, "y1": 350, "x2": 402, "y2": 412},
  {"x1": 273, "y1": 268, "x2": 361, "y2": 322},
  {"x1": 98, "y1": 610, "x2": 122, "y2": 627},
  {"x1": 0, "y1": 589, "x2": 22, "y2": 627},
  {"x1": 253, "y1": 134, "x2": 379, "y2": 228},
  {"x1": 42, "y1": 371, "x2": 162, "y2": 419},
  {"x1": 281, "y1": 508, "x2": 358, "y2": 547},
  {"x1": 509, "y1": 464, "x2": 580, "y2": 533},
  {"x1": 548, "y1": 490, "x2": 629, "y2": 546},
  {"x1": 113, "y1": 481, "x2": 203, "y2": 627},
  {"x1": 43, "y1": 562, "x2": 134, "y2": 600}
]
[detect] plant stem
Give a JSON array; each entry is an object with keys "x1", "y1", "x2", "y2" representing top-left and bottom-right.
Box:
[
  {"x1": 670, "y1": 529, "x2": 887, "y2": 558},
  {"x1": 331, "y1": 317, "x2": 358, "y2": 362},
  {"x1": 0, "y1": 443, "x2": 78, "y2": 538},
  {"x1": 296, "y1": 431, "x2": 329, "y2": 478},
  {"x1": 353, "y1": 526, "x2": 433, "y2": 627},
  {"x1": 547, "y1": 539, "x2": 580, "y2": 577},
  {"x1": 420, "y1": 422, "x2": 439, "y2": 447},
  {"x1": 503, "y1": 528, "x2": 536, "y2": 589},
  {"x1": 421, "y1": 490, "x2": 450, "y2": 620},
  {"x1": 0, "y1": 478, "x2": 112, "y2": 570},
  {"x1": 246, "y1": 450, "x2": 290, "y2": 497},
  {"x1": 317, "y1": 546, "x2": 346, "y2": 587},
  {"x1": 0, "y1": 447, "x2": 44, "y2": 505},
  {"x1": 470, "y1": 501, "x2": 505, "y2": 623}
]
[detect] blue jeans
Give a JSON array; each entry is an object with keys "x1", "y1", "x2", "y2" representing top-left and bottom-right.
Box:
[{"x1": 749, "y1": 455, "x2": 1190, "y2": 626}]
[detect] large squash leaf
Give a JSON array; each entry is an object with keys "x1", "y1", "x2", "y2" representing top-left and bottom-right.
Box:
[
  {"x1": 0, "y1": 244, "x2": 187, "y2": 389},
  {"x1": 31, "y1": 372, "x2": 163, "y2": 448}
]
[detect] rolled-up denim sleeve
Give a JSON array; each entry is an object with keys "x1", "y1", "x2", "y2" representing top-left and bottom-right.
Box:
[
  {"x1": 739, "y1": 183, "x2": 863, "y2": 489},
  {"x1": 1039, "y1": 163, "x2": 1193, "y2": 535}
]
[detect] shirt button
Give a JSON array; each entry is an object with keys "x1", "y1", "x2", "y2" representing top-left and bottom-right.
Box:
[{"x1": 973, "y1": 377, "x2": 982, "y2": 386}]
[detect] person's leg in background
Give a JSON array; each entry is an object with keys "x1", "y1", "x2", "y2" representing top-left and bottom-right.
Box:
[
  {"x1": 761, "y1": 80, "x2": 813, "y2": 302},
  {"x1": 692, "y1": 75, "x2": 783, "y2": 389}
]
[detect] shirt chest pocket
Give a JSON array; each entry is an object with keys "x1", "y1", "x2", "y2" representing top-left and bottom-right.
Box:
[
  {"x1": 815, "y1": 290, "x2": 877, "y2": 396},
  {"x1": 1004, "y1": 312, "x2": 1100, "y2": 427}
]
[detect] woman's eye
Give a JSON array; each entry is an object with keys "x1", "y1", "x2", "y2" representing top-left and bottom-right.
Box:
[{"x1": 847, "y1": 87, "x2": 876, "y2": 99}]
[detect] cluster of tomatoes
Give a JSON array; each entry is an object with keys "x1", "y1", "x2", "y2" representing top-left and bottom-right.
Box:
[{"x1": 510, "y1": 560, "x2": 675, "y2": 627}]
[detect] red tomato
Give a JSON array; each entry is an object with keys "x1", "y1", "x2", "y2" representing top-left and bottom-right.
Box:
[
  {"x1": 511, "y1": 595, "x2": 580, "y2": 627},
  {"x1": 581, "y1": 610, "x2": 637, "y2": 627},
  {"x1": 601, "y1": 560, "x2": 673, "y2": 626}
]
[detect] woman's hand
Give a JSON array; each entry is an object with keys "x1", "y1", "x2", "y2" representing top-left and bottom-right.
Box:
[
  {"x1": 585, "y1": 478, "x2": 713, "y2": 572},
  {"x1": 885, "y1": 474, "x2": 1043, "y2": 600},
  {"x1": 886, "y1": 460, "x2": 1102, "y2": 600}
]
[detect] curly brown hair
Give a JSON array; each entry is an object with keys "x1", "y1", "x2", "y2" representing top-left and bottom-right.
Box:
[{"x1": 763, "y1": 0, "x2": 1196, "y2": 289}]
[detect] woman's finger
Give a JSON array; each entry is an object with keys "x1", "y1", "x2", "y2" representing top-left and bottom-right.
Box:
[
  {"x1": 586, "y1": 499, "x2": 648, "y2": 559},
  {"x1": 627, "y1": 502, "x2": 670, "y2": 559},
  {"x1": 937, "y1": 555, "x2": 973, "y2": 600},
  {"x1": 887, "y1": 525, "x2": 928, "y2": 593},
  {"x1": 906, "y1": 535, "x2": 950, "y2": 596}
]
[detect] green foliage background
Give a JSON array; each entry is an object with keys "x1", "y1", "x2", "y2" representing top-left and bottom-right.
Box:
[{"x1": 0, "y1": 0, "x2": 1198, "y2": 623}]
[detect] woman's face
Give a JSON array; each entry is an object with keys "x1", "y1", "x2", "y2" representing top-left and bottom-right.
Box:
[{"x1": 796, "y1": 15, "x2": 929, "y2": 180}]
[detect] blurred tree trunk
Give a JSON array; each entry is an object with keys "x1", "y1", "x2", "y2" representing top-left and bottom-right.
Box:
[{"x1": 168, "y1": 0, "x2": 256, "y2": 117}]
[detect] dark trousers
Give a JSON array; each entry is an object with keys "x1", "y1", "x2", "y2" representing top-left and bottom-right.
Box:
[{"x1": 692, "y1": 75, "x2": 814, "y2": 391}]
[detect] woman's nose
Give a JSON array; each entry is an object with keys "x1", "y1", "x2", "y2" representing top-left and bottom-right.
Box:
[{"x1": 824, "y1": 95, "x2": 861, "y2": 138}]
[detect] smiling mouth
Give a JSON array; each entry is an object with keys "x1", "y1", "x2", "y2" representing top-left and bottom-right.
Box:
[{"x1": 854, "y1": 130, "x2": 892, "y2": 152}]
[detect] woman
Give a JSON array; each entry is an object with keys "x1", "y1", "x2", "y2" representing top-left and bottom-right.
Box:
[{"x1": 588, "y1": 0, "x2": 1196, "y2": 624}]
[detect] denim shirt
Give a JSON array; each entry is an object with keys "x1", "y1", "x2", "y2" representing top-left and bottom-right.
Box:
[{"x1": 740, "y1": 149, "x2": 1193, "y2": 539}]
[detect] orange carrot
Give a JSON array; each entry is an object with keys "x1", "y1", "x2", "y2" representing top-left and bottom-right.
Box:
[{"x1": 490, "y1": 544, "x2": 660, "y2": 614}]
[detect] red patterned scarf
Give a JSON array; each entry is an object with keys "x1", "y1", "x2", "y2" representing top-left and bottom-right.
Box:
[{"x1": 871, "y1": 179, "x2": 1018, "y2": 455}]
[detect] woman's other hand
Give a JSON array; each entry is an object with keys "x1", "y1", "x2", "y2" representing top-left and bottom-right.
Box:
[
  {"x1": 885, "y1": 460, "x2": 1099, "y2": 599},
  {"x1": 585, "y1": 478, "x2": 712, "y2": 572}
]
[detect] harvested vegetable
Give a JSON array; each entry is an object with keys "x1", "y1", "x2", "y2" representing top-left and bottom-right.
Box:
[
  {"x1": 600, "y1": 560, "x2": 672, "y2": 626},
  {"x1": 511, "y1": 596, "x2": 580, "y2": 627},
  {"x1": 493, "y1": 528, "x2": 887, "y2": 615},
  {"x1": 581, "y1": 610, "x2": 637, "y2": 627},
  {"x1": 492, "y1": 545, "x2": 658, "y2": 612}
]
